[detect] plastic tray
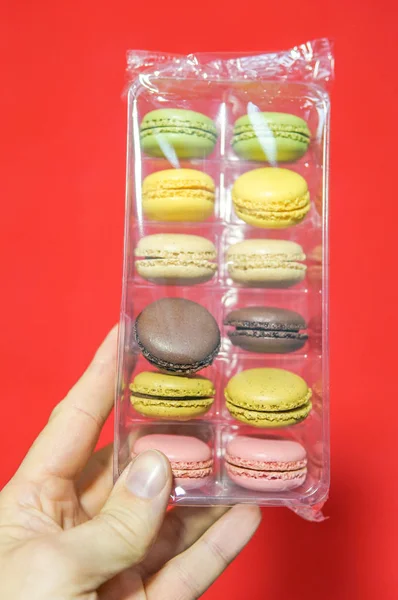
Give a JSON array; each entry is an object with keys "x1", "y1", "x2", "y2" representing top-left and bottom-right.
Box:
[{"x1": 115, "y1": 40, "x2": 333, "y2": 521}]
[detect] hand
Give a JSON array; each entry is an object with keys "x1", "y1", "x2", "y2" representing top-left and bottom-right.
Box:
[{"x1": 0, "y1": 327, "x2": 261, "y2": 599}]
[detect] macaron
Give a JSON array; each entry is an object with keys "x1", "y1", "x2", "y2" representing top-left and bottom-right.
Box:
[
  {"x1": 135, "y1": 234, "x2": 217, "y2": 285},
  {"x1": 142, "y1": 168, "x2": 215, "y2": 222},
  {"x1": 232, "y1": 112, "x2": 311, "y2": 163},
  {"x1": 130, "y1": 371, "x2": 215, "y2": 420},
  {"x1": 225, "y1": 436, "x2": 307, "y2": 492},
  {"x1": 227, "y1": 239, "x2": 306, "y2": 288},
  {"x1": 140, "y1": 109, "x2": 218, "y2": 159},
  {"x1": 132, "y1": 434, "x2": 213, "y2": 490},
  {"x1": 134, "y1": 298, "x2": 220, "y2": 374},
  {"x1": 225, "y1": 368, "x2": 312, "y2": 427},
  {"x1": 232, "y1": 168, "x2": 310, "y2": 228},
  {"x1": 225, "y1": 307, "x2": 308, "y2": 353}
]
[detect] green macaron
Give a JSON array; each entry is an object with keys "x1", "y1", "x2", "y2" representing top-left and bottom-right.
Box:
[
  {"x1": 225, "y1": 368, "x2": 312, "y2": 427},
  {"x1": 140, "y1": 109, "x2": 218, "y2": 159},
  {"x1": 232, "y1": 112, "x2": 311, "y2": 162}
]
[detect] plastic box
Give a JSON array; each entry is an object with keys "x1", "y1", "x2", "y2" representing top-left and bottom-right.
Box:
[{"x1": 115, "y1": 39, "x2": 333, "y2": 521}]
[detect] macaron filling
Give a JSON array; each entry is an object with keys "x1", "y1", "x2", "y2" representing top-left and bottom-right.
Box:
[
  {"x1": 233, "y1": 191, "x2": 310, "y2": 213},
  {"x1": 233, "y1": 125, "x2": 310, "y2": 145},
  {"x1": 229, "y1": 329, "x2": 308, "y2": 341},
  {"x1": 225, "y1": 386, "x2": 312, "y2": 412},
  {"x1": 225, "y1": 453, "x2": 307, "y2": 471},
  {"x1": 225, "y1": 400, "x2": 312, "y2": 426},
  {"x1": 140, "y1": 117, "x2": 217, "y2": 142},
  {"x1": 226, "y1": 462, "x2": 307, "y2": 482},
  {"x1": 226, "y1": 309, "x2": 308, "y2": 351}
]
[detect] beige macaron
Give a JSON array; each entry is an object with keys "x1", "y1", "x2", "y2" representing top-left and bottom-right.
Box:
[
  {"x1": 227, "y1": 239, "x2": 306, "y2": 287},
  {"x1": 135, "y1": 233, "x2": 217, "y2": 285}
]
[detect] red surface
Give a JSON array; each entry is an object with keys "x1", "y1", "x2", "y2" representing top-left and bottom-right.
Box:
[{"x1": 1, "y1": 2, "x2": 397, "y2": 599}]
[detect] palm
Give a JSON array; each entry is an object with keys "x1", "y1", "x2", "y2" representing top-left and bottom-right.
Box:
[
  {"x1": 0, "y1": 328, "x2": 260, "y2": 600},
  {"x1": 0, "y1": 445, "x2": 230, "y2": 599}
]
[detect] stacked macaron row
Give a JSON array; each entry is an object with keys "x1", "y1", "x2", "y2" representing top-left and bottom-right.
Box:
[
  {"x1": 130, "y1": 433, "x2": 308, "y2": 494},
  {"x1": 130, "y1": 294, "x2": 312, "y2": 493},
  {"x1": 127, "y1": 106, "x2": 318, "y2": 495},
  {"x1": 138, "y1": 108, "x2": 314, "y2": 226}
]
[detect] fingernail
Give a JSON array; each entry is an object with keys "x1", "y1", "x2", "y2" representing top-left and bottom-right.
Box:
[{"x1": 126, "y1": 450, "x2": 169, "y2": 499}]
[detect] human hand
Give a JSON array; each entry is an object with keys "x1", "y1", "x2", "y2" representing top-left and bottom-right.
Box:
[{"x1": 0, "y1": 327, "x2": 261, "y2": 599}]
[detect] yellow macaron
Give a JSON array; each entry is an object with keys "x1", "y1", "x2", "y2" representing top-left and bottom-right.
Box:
[
  {"x1": 232, "y1": 167, "x2": 310, "y2": 228},
  {"x1": 142, "y1": 168, "x2": 215, "y2": 222}
]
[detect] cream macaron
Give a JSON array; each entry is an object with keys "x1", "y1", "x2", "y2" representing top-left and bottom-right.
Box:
[
  {"x1": 227, "y1": 239, "x2": 306, "y2": 287},
  {"x1": 135, "y1": 234, "x2": 217, "y2": 285}
]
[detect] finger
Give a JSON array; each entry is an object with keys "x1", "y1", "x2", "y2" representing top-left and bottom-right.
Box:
[
  {"x1": 16, "y1": 326, "x2": 118, "y2": 482},
  {"x1": 62, "y1": 450, "x2": 172, "y2": 589},
  {"x1": 99, "y1": 570, "x2": 146, "y2": 600},
  {"x1": 138, "y1": 506, "x2": 228, "y2": 578},
  {"x1": 146, "y1": 504, "x2": 261, "y2": 599},
  {"x1": 77, "y1": 444, "x2": 114, "y2": 518}
]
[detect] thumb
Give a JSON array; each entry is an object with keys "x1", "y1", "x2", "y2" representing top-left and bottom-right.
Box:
[{"x1": 63, "y1": 449, "x2": 172, "y2": 588}]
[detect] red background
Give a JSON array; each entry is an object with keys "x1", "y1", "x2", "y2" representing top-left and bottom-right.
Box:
[{"x1": 1, "y1": 2, "x2": 397, "y2": 598}]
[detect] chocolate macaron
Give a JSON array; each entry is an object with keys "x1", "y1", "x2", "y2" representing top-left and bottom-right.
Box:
[
  {"x1": 225, "y1": 307, "x2": 308, "y2": 353},
  {"x1": 134, "y1": 298, "x2": 220, "y2": 374}
]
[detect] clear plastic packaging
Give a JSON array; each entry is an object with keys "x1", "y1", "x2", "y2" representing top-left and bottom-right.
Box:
[{"x1": 115, "y1": 39, "x2": 333, "y2": 521}]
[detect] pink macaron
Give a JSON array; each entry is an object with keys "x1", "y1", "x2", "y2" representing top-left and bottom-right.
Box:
[
  {"x1": 225, "y1": 436, "x2": 307, "y2": 492},
  {"x1": 132, "y1": 433, "x2": 213, "y2": 490}
]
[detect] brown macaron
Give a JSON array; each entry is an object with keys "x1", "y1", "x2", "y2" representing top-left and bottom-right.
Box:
[
  {"x1": 134, "y1": 298, "x2": 221, "y2": 374},
  {"x1": 225, "y1": 306, "x2": 308, "y2": 354}
]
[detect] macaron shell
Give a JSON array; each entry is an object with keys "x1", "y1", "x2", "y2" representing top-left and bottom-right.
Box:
[
  {"x1": 142, "y1": 169, "x2": 215, "y2": 222},
  {"x1": 232, "y1": 168, "x2": 310, "y2": 228},
  {"x1": 225, "y1": 368, "x2": 312, "y2": 411},
  {"x1": 233, "y1": 112, "x2": 310, "y2": 135},
  {"x1": 142, "y1": 133, "x2": 216, "y2": 159},
  {"x1": 130, "y1": 396, "x2": 213, "y2": 420},
  {"x1": 140, "y1": 109, "x2": 217, "y2": 137},
  {"x1": 174, "y1": 475, "x2": 212, "y2": 490},
  {"x1": 132, "y1": 434, "x2": 212, "y2": 465},
  {"x1": 143, "y1": 196, "x2": 214, "y2": 222},
  {"x1": 226, "y1": 400, "x2": 312, "y2": 427},
  {"x1": 136, "y1": 260, "x2": 216, "y2": 285},
  {"x1": 225, "y1": 306, "x2": 307, "y2": 330},
  {"x1": 233, "y1": 136, "x2": 310, "y2": 163},
  {"x1": 225, "y1": 436, "x2": 307, "y2": 468},
  {"x1": 227, "y1": 238, "x2": 306, "y2": 260},
  {"x1": 131, "y1": 371, "x2": 215, "y2": 398},
  {"x1": 226, "y1": 463, "x2": 307, "y2": 492},
  {"x1": 140, "y1": 109, "x2": 217, "y2": 159},
  {"x1": 227, "y1": 264, "x2": 306, "y2": 287},
  {"x1": 228, "y1": 331, "x2": 307, "y2": 353},
  {"x1": 234, "y1": 205, "x2": 310, "y2": 229},
  {"x1": 135, "y1": 233, "x2": 216, "y2": 258},
  {"x1": 233, "y1": 168, "x2": 309, "y2": 210}
]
